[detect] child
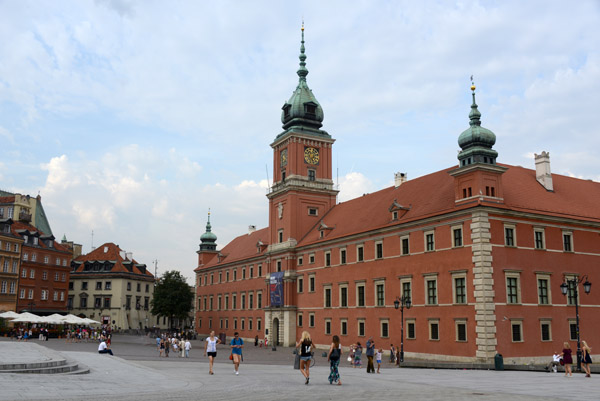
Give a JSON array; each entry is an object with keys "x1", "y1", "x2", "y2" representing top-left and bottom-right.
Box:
[{"x1": 376, "y1": 348, "x2": 383, "y2": 373}]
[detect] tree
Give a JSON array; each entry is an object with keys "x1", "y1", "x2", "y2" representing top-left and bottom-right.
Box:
[{"x1": 151, "y1": 270, "x2": 194, "y2": 329}]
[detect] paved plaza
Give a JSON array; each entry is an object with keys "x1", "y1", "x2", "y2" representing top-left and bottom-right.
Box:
[{"x1": 0, "y1": 335, "x2": 597, "y2": 401}]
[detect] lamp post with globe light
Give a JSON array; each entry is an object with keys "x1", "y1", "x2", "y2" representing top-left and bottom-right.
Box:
[
  {"x1": 560, "y1": 275, "x2": 591, "y2": 372},
  {"x1": 394, "y1": 295, "x2": 411, "y2": 364}
]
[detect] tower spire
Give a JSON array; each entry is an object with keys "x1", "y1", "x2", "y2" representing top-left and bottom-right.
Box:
[
  {"x1": 297, "y1": 21, "x2": 308, "y2": 83},
  {"x1": 469, "y1": 76, "x2": 482, "y2": 127}
]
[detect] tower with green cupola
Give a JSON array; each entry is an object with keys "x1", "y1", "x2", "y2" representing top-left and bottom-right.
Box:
[
  {"x1": 267, "y1": 24, "x2": 338, "y2": 250},
  {"x1": 449, "y1": 81, "x2": 507, "y2": 203}
]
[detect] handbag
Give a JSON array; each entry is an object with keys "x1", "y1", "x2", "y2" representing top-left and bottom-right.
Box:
[
  {"x1": 347, "y1": 356, "x2": 352, "y2": 362},
  {"x1": 229, "y1": 353, "x2": 233, "y2": 360},
  {"x1": 559, "y1": 358, "x2": 564, "y2": 366}
]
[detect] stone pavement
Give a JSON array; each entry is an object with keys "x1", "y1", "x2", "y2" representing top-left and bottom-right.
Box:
[{"x1": 0, "y1": 336, "x2": 597, "y2": 401}]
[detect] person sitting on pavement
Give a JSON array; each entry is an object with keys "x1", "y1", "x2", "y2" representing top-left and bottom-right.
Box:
[
  {"x1": 98, "y1": 337, "x2": 114, "y2": 356},
  {"x1": 545, "y1": 352, "x2": 561, "y2": 372}
]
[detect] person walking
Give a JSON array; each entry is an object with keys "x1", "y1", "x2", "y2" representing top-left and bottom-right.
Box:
[
  {"x1": 327, "y1": 335, "x2": 342, "y2": 385},
  {"x1": 389, "y1": 344, "x2": 396, "y2": 364},
  {"x1": 296, "y1": 331, "x2": 313, "y2": 385},
  {"x1": 185, "y1": 338, "x2": 192, "y2": 358},
  {"x1": 561, "y1": 342, "x2": 573, "y2": 377},
  {"x1": 582, "y1": 340, "x2": 593, "y2": 377},
  {"x1": 366, "y1": 337, "x2": 375, "y2": 373},
  {"x1": 354, "y1": 342, "x2": 363, "y2": 368},
  {"x1": 204, "y1": 331, "x2": 221, "y2": 374},
  {"x1": 179, "y1": 337, "x2": 185, "y2": 358},
  {"x1": 159, "y1": 338, "x2": 165, "y2": 357},
  {"x1": 230, "y1": 332, "x2": 244, "y2": 375}
]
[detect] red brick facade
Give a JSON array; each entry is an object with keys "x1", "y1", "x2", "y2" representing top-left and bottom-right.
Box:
[{"x1": 195, "y1": 36, "x2": 600, "y2": 363}]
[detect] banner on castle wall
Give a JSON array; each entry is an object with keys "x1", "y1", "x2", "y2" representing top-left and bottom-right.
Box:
[{"x1": 270, "y1": 272, "x2": 284, "y2": 307}]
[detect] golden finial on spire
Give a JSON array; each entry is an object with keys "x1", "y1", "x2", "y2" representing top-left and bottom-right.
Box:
[
  {"x1": 470, "y1": 75, "x2": 476, "y2": 92},
  {"x1": 301, "y1": 18, "x2": 304, "y2": 31}
]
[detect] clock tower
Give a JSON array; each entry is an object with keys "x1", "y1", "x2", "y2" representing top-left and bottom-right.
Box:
[{"x1": 267, "y1": 25, "x2": 338, "y2": 248}]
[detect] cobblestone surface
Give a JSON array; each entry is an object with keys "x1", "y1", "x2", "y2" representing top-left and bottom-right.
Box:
[{"x1": 0, "y1": 335, "x2": 597, "y2": 400}]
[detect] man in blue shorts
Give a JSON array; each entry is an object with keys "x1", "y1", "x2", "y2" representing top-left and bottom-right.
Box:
[{"x1": 230, "y1": 332, "x2": 244, "y2": 375}]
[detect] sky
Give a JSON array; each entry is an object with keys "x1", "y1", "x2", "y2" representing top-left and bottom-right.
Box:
[{"x1": 1, "y1": 0, "x2": 599, "y2": 283}]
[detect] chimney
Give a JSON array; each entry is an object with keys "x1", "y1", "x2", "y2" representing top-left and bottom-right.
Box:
[
  {"x1": 394, "y1": 172, "x2": 408, "y2": 188},
  {"x1": 126, "y1": 252, "x2": 133, "y2": 260},
  {"x1": 120, "y1": 250, "x2": 127, "y2": 259},
  {"x1": 535, "y1": 151, "x2": 553, "y2": 191},
  {"x1": 248, "y1": 225, "x2": 256, "y2": 235}
]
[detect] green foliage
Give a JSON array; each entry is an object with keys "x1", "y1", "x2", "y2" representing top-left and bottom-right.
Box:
[{"x1": 151, "y1": 270, "x2": 193, "y2": 327}]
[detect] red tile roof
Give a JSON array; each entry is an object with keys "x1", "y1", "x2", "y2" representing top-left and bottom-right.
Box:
[
  {"x1": 197, "y1": 163, "x2": 600, "y2": 267},
  {"x1": 10, "y1": 221, "x2": 70, "y2": 254},
  {"x1": 198, "y1": 227, "x2": 269, "y2": 270},
  {"x1": 73, "y1": 242, "x2": 154, "y2": 277}
]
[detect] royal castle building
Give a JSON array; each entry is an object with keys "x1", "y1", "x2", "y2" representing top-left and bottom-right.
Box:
[{"x1": 194, "y1": 28, "x2": 600, "y2": 363}]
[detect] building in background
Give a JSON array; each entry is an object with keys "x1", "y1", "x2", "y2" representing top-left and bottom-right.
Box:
[
  {"x1": 69, "y1": 243, "x2": 157, "y2": 330},
  {"x1": 12, "y1": 222, "x2": 71, "y2": 314},
  {"x1": 0, "y1": 219, "x2": 23, "y2": 312},
  {"x1": 0, "y1": 191, "x2": 54, "y2": 236},
  {"x1": 194, "y1": 28, "x2": 600, "y2": 363}
]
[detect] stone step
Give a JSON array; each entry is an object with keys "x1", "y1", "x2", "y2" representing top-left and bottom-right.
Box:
[
  {"x1": 0, "y1": 358, "x2": 67, "y2": 371},
  {"x1": 1, "y1": 361, "x2": 84, "y2": 374}
]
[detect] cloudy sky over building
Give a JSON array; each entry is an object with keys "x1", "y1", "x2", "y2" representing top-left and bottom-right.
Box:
[{"x1": 1, "y1": 0, "x2": 598, "y2": 282}]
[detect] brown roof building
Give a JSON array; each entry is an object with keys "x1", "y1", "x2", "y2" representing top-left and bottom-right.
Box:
[
  {"x1": 194, "y1": 30, "x2": 600, "y2": 364},
  {"x1": 0, "y1": 219, "x2": 23, "y2": 312},
  {"x1": 11, "y1": 221, "x2": 72, "y2": 314},
  {"x1": 70, "y1": 243, "x2": 158, "y2": 330}
]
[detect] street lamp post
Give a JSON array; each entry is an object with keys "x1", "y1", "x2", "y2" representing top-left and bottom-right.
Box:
[
  {"x1": 560, "y1": 275, "x2": 591, "y2": 372},
  {"x1": 394, "y1": 295, "x2": 412, "y2": 364}
]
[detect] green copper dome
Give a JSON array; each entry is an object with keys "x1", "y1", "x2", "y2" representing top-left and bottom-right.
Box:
[
  {"x1": 457, "y1": 86, "x2": 498, "y2": 167},
  {"x1": 278, "y1": 25, "x2": 329, "y2": 139},
  {"x1": 199, "y1": 212, "x2": 217, "y2": 252}
]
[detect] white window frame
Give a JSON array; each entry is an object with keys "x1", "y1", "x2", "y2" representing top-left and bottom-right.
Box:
[
  {"x1": 356, "y1": 281, "x2": 366, "y2": 307},
  {"x1": 536, "y1": 273, "x2": 552, "y2": 305},
  {"x1": 562, "y1": 230, "x2": 573, "y2": 252},
  {"x1": 504, "y1": 223, "x2": 516, "y2": 247},
  {"x1": 451, "y1": 224, "x2": 463, "y2": 248},
  {"x1": 534, "y1": 227, "x2": 546, "y2": 250},
  {"x1": 540, "y1": 319, "x2": 552, "y2": 342},
  {"x1": 451, "y1": 271, "x2": 468, "y2": 305},
  {"x1": 424, "y1": 274, "x2": 438, "y2": 305},
  {"x1": 424, "y1": 230, "x2": 435, "y2": 252},
  {"x1": 428, "y1": 318, "x2": 440, "y2": 341},
  {"x1": 400, "y1": 235, "x2": 410, "y2": 255},
  {"x1": 510, "y1": 319, "x2": 524, "y2": 342},
  {"x1": 455, "y1": 319, "x2": 467, "y2": 342},
  {"x1": 339, "y1": 283, "x2": 348, "y2": 308},
  {"x1": 505, "y1": 271, "x2": 522, "y2": 304},
  {"x1": 374, "y1": 279, "x2": 385, "y2": 307}
]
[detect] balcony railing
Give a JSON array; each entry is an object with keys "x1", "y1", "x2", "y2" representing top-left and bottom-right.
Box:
[{"x1": 18, "y1": 211, "x2": 32, "y2": 223}]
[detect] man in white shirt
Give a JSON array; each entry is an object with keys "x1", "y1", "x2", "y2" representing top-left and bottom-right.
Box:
[
  {"x1": 98, "y1": 338, "x2": 114, "y2": 356},
  {"x1": 546, "y1": 352, "x2": 561, "y2": 372},
  {"x1": 185, "y1": 339, "x2": 192, "y2": 358}
]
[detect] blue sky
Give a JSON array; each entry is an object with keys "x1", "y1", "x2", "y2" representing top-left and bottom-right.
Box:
[{"x1": 1, "y1": 0, "x2": 599, "y2": 282}]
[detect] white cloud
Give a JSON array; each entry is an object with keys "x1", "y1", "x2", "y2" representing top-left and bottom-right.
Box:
[
  {"x1": 1, "y1": 1, "x2": 599, "y2": 282},
  {"x1": 338, "y1": 172, "x2": 375, "y2": 203}
]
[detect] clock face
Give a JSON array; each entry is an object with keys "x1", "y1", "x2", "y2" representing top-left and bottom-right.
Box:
[
  {"x1": 304, "y1": 147, "x2": 319, "y2": 165},
  {"x1": 280, "y1": 149, "x2": 288, "y2": 166}
]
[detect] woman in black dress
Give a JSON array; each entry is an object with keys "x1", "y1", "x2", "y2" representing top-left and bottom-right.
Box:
[
  {"x1": 582, "y1": 340, "x2": 592, "y2": 377},
  {"x1": 561, "y1": 342, "x2": 573, "y2": 377}
]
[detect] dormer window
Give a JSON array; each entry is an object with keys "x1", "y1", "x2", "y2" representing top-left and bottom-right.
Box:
[
  {"x1": 282, "y1": 104, "x2": 291, "y2": 119},
  {"x1": 33, "y1": 237, "x2": 38, "y2": 246},
  {"x1": 392, "y1": 211, "x2": 398, "y2": 220},
  {"x1": 305, "y1": 103, "x2": 317, "y2": 115}
]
